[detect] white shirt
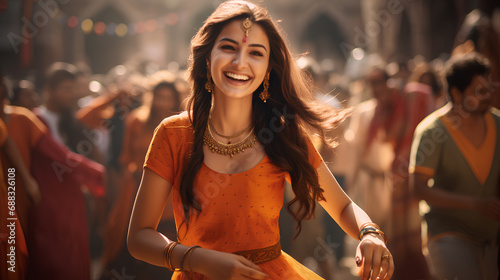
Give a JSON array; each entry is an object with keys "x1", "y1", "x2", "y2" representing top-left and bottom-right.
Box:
[{"x1": 37, "y1": 105, "x2": 65, "y2": 145}]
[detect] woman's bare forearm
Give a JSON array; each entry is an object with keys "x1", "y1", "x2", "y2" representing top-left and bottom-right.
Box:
[{"x1": 337, "y1": 201, "x2": 372, "y2": 240}]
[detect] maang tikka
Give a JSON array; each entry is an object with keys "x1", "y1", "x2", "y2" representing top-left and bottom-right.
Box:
[{"x1": 241, "y1": 18, "x2": 253, "y2": 43}]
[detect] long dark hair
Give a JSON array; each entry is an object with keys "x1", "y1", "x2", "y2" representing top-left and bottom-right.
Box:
[{"x1": 180, "y1": 0, "x2": 347, "y2": 237}]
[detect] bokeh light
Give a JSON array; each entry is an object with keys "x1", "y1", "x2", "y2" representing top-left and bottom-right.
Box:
[
  {"x1": 351, "y1": 48, "x2": 365, "y2": 61},
  {"x1": 81, "y1": 19, "x2": 93, "y2": 34},
  {"x1": 145, "y1": 19, "x2": 158, "y2": 32},
  {"x1": 106, "y1": 23, "x2": 117, "y2": 35},
  {"x1": 89, "y1": 80, "x2": 102, "y2": 93},
  {"x1": 115, "y1": 23, "x2": 128, "y2": 37},
  {"x1": 67, "y1": 16, "x2": 78, "y2": 28},
  {"x1": 135, "y1": 21, "x2": 145, "y2": 34},
  {"x1": 94, "y1": 22, "x2": 106, "y2": 35},
  {"x1": 165, "y1": 13, "x2": 179, "y2": 26}
]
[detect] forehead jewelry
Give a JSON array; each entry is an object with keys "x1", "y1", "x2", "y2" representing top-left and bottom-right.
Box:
[{"x1": 241, "y1": 18, "x2": 253, "y2": 43}]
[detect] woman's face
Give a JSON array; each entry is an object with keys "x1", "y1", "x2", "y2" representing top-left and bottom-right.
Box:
[{"x1": 209, "y1": 19, "x2": 270, "y2": 100}]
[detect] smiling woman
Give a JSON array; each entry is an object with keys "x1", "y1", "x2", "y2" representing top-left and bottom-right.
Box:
[{"x1": 127, "y1": 1, "x2": 394, "y2": 280}]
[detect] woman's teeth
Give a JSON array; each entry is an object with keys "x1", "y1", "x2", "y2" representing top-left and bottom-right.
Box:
[{"x1": 225, "y1": 72, "x2": 250, "y2": 81}]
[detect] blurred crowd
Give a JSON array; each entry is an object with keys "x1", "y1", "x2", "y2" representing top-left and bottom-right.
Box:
[{"x1": 0, "y1": 7, "x2": 499, "y2": 280}]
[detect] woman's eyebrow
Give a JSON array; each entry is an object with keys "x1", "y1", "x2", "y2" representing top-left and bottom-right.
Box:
[{"x1": 219, "y1": 38, "x2": 268, "y2": 52}]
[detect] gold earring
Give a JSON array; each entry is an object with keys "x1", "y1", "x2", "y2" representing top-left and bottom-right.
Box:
[
  {"x1": 205, "y1": 62, "x2": 213, "y2": 93},
  {"x1": 259, "y1": 73, "x2": 270, "y2": 102}
]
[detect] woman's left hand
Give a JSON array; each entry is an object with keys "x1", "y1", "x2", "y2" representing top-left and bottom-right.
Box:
[{"x1": 355, "y1": 234, "x2": 394, "y2": 280}]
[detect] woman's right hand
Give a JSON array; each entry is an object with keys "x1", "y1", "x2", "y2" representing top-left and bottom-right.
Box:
[{"x1": 189, "y1": 248, "x2": 268, "y2": 280}]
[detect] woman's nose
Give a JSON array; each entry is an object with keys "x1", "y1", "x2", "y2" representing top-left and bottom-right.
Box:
[{"x1": 232, "y1": 51, "x2": 248, "y2": 69}]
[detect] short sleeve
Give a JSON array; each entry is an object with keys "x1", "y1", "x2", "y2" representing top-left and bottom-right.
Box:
[
  {"x1": 20, "y1": 107, "x2": 47, "y2": 148},
  {"x1": 143, "y1": 121, "x2": 176, "y2": 184},
  {"x1": 409, "y1": 123, "x2": 443, "y2": 177},
  {"x1": 0, "y1": 118, "x2": 7, "y2": 146}
]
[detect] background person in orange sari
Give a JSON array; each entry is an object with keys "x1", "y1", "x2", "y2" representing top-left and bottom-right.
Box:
[
  {"x1": 0, "y1": 115, "x2": 38, "y2": 280},
  {"x1": 100, "y1": 76, "x2": 182, "y2": 279}
]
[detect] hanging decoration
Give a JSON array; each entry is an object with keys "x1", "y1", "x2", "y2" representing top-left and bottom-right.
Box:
[{"x1": 56, "y1": 11, "x2": 181, "y2": 37}]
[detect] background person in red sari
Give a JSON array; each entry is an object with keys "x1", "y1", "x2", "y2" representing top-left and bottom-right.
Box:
[
  {"x1": 34, "y1": 61, "x2": 107, "y2": 265},
  {"x1": 346, "y1": 66, "x2": 431, "y2": 279}
]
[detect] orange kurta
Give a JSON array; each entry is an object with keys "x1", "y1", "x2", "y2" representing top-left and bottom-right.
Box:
[
  {"x1": 1, "y1": 106, "x2": 46, "y2": 232},
  {"x1": 144, "y1": 112, "x2": 324, "y2": 279},
  {"x1": 0, "y1": 118, "x2": 29, "y2": 280}
]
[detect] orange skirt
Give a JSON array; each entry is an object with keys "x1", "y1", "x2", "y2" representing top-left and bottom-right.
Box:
[{"x1": 172, "y1": 250, "x2": 324, "y2": 280}]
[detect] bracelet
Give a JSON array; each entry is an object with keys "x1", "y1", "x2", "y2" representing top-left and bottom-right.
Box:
[
  {"x1": 360, "y1": 222, "x2": 380, "y2": 230},
  {"x1": 180, "y1": 245, "x2": 201, "y2": 271},
  {"x1": 358, "y1": 223, "x2": 387, "y2": 244},
  {"x1": 164, "y1": 241, "x2": 179, "y2": 271},
  {"x1": 358, "y1": 226, "x2": 377, "y2": 240},
  {"x1": 360, "y1": 228, "x2": 387, "y2": 244},
  {"x1": 163, "y1": 243, "x2": 171, "y2": 269},
  {"x1": 168, "y1": 242, "x2": 179, "y2": 271}
]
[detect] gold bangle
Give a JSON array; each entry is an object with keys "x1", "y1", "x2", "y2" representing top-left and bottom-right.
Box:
[
  {"x1": 165, "y1": 243, "x2": 172, "y2": 270},
  {"x1": 180, "y1": 245, "x2": 201, "y2": 271},
  {"x1": 164, "y1": 241, "x2": 179, "y2": 271},
  {"x1": 164, "y1": 242, "x2": 173, "y2": 270},
  {"x1": 360, "y1": 222, "x2": 381, "y2": 230},
  {"x1": 359, "y1": 228, "x2": 387, "y2": 244},
  {"x1": 358, "y1": 222, "x2": 387, "y2": 243},
  {"x1": 358, "y1": 226, "x2": 377, "y2": 241},
  {"x1": 168, "y1": 242, "x2": 179, "y2": 271}
]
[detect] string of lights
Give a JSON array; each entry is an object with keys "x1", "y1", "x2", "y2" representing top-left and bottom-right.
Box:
[{"x1": 56, "y1": 12, "x2": 181, "y2": 36}]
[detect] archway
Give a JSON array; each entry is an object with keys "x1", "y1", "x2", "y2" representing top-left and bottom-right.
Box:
[{"x1": 301, "y1": 13, "x2": 347, "y2": 71}]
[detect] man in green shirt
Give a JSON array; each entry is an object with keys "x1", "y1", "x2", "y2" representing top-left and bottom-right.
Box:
[{"x1": 410, "y1": 52, "x2": 500, "y2": 279}]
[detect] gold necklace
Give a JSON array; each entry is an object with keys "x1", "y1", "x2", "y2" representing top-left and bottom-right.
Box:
[
  {"x1": 203, "y1": 121, "x2": 258, "y2": 158},
  {"x1": 208, "y1": 115, "x2": 252, "y2": 144}
]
